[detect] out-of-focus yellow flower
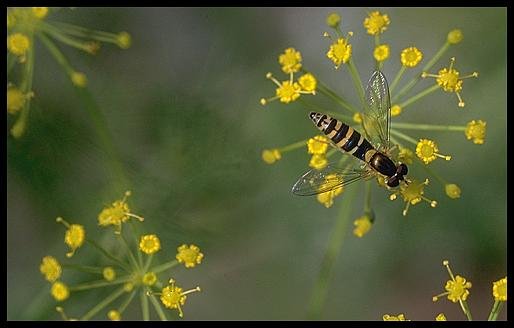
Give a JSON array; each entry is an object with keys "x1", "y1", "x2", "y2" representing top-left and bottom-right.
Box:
[
  {"x1": 108, "y1": 310, "x2": 121, "y2": 321},
  {"x1": 383, "y1": 314, "x2": 409, "y2": 321},
  {"x1": 103, "y1": 267, "x2": 116, "y2": 281},
  {"x1": 465, "y1": 120, "x2": 486, "y2": 144},
  {"x1": 176, "y1": 244, "x2": 204, "y2": 268},
  {"x1": 262, "y1": 149, "x2": 282, "y2": 164},
  {"x1": 279, "y1": 47, "x2": 302, "y2": 74},
  {"x1": 307, "y1": 135, "x2": 329, "y2": 155},
  {"x1": 40, "y1": 256, "x2": 62, "y2": 282},
  {"x1": 353, "y1": 214, "x2": 373, "y2": 238},
  {"x1": 51, "y1": 281, "x2": 70, "y2": 301},
  {"x1": 435, "y1": 313, "x2": 447, "y2": 321},
  {"x1": 7, "y1": 33, "x2": 30, "y2": 57},
  {"x1": 447, "y1": 29, "x2": 463, "y2": 44},
  {"x1": 445, "y1": 183, "x2": 461, "y2": 199},
  {"x1": 390, "y1": 179, "x2": 437, "y2": 216}
]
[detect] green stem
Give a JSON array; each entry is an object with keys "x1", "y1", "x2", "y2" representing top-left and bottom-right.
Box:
[
  {"x1": 390, "y1": 129, "x2": 418, "y2": 145},
  {"x1": 307, "y1": 184, "x2": 359, "y2": 319},
  {"x1": 141, "y1": 289, "x2": 150, "y2": 320},
  {"x1": 118, "y1": 290, "x2": 137, "y2": 313},
  {"x1": 51, "y1": 21, "x2": 121, "y2": 40},
  {"x1": 399, "y1": 84, "x2": 440, "y2": 109},
  {"x1": 488, "y1": 300, "x2": 504, "y2": 321},
  {"x1": 391, "y1": 122, "x2": 465, "y2": 132},
  {"x1": 392, "y1": 42, "x2": 450, "y2": 103},
  {"x1": 129, "y1": 221, "x2": 144, "y2": 267},
  {"x1": 280, "y1": 139, "x2": 308, "y2": 152},
  {"x1": 143, "y1": 255, "x2": 154, "y2": 272},
  {"x1": 70, "y1": 276, "x2": 133, "y2": 292},
  {"x1": 61, "y1": 264, "x2": 103, "y2": 274},
  {"x1": 389, "y1": 66, "x2": 406, "y2": 94},
  {"x1": 38, "y1": 21, "x2": 93, "y2": 53},
  {"x1": 119, "y1": 233, "x2": 141, "y2": 270},
  {"x1": 460, "y1": 300, "x2": 473, "y2": 321},
  {"x1": 86, "y1": 239, "x2": 131, "y2": 272},
  {"x1": 347, "y1": 58, "x2": 365, "y2": 107},
  {"x1": 420, "y1": 163, "x2": 446, "y2": 185},
  {"x1": 7, "y1": 53, "x2": 16, "y2": 73},
  {"x1": 37, "y1": 31, "x2": 73, "y2": 74},
  {"x1": 316, "y1": 80, "x2": 357, "y2": 113},
  {"x1": 147, "y1": 289, "x2": 168, "y2": 321},
  {"x1": 150, "y1": 260, "x2": 179, "y2": 275},
  {"x1": 364, "y1": 180, "x2": 372, "y2": 213},
  {"x1": 80, "y1": 286, "x2": 126, "y2": 320}
]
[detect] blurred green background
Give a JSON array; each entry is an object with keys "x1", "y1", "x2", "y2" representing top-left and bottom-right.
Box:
[{"x1": 7, "y1": 7, "x2": 506, "y2": 320}]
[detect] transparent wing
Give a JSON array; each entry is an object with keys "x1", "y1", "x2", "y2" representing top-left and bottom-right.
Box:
[
  {"x1": 361, "y1": 70, "x2": 391, "y2": 151},
  {"x1": 291, "y1": 164, "x2": 374, "y2": 196}
]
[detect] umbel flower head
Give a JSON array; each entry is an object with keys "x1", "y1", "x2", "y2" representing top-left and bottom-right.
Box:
[
  {"x1": 40, "y1": 190, "x2": 204, "y2": 320},
  {"x1": 7, "y1": 7, "x2": 131, "y2": 138},
  {"x1": 260, "y1": 10, "x2": 484, "y2": 217}
]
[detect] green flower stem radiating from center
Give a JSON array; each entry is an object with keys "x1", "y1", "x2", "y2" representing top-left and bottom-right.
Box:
[
  {"x1": 488, "y1": 300, "x2": 504, "y2": 321},
  {"x1": 80, "y1": 286, "x2": 126, "y2": 320},
  {"x1": 147, "y1": 288, "x2": 168, "y2": 321},
  {"x1": 347, "y1": 58, "x2": 365, "y2": 108},
  {"x1": 389, "y1": 65, "x2": 406, "y2": 94},
  {"x1": 307, "y1": 184, "x2": 359, "y2": 319},
  {"x1": 69, "y1": 276, "x2": 133, "y2": 292},
  {"x1": 398, "y1": 84, "x2": 440, "y2": 110},
  {"x1": 141, "y1": 289, "x2": 150, "y2": 321},
  {"x1": 391, "y1": 122, "x2": 466, "y2": 132},
  {"x1": 150, "y1": 260, "x2": 179, "y2": 275}
]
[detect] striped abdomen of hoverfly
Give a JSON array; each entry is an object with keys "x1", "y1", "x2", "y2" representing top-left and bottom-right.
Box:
[{"x1": 309, "y1": 112, "x2": 407, "y2": 187}]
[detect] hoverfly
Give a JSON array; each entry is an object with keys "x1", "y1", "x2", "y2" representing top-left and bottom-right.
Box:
[{"x1": 292, "y1": 70, "x2": 408, "y2": 196}]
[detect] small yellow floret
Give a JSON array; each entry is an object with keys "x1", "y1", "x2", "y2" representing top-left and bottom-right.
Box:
[
  {"x1": 176, "y1": 244, "x2": 204, "y2": 268},
  {"x1": 262, "y1": 149, "x2": 281, "y2": 164},
  {"x1": 139, "y1": 234, "x2": 161, "y2": 255},
  {"x1": 363, "y1": 11, "x2": 390, "y2": 35},
  {"x1": 383, "y1": 314, "x2": 408, "y2": 321},
  {"x1": 51, "y1": 281, "x2": 70, "y2": 301},
  {"x1": 307, "y1": 136, "x2": 328, "y2": 155},
  {"x1": 143, "y1": 272, "x2": 157, "y2": 286},
  {"x1": 465, "y1": 120, "x2": 486, "y2": 144},
  {"x1": 32, "y1": 7, "x2": 49, "y2": 19},
  {"x1": 447, "y1": 29, "x2": 463, "y2": 44},
  {"x1": 493, "y1": 277, "x2": 507, "y2": 301},
  {"x1": 108, "y1": 310, "x2": 121, "y2": 321},
  {"x1": 353, "y1": 215, "x2": 373, "y2": 238},
  {"x1": 309, "y1": 154, "x2": 328, "y2": 170},
  {"x1": 71, "y1": 72, "x2": 88, "y2": 88},
  {"x1": 298, "y1": 73, "x2": 317, "y2": 93},
  {"x1": 7, "y1": 33, "x2": 30, "y2": 57},
  {"x1": 373, "y1": 44, "x2": 390, "y2": 62},
  {"x1": 415, "y1": 139, "x2": 451, "y2": 164},
  {"x1": 40, "y1": 256, "x2": 62, "y2": 282},
  {"x1": 445, "y1": 184, "x2": 461, "y2": 199},
  {"x1": 117, "y1": 32, "x2": 132, "y2": 49},
  {"x1": 436, "y1": 313, "x2": 447, "y2": 321},
  {"x1": 400, "y1": 47, "x2": 423, "y2": 67},
  {"x1": 390, "y1": 104, "x2": 402, "y2": 116},
  {"x1": 103, "y1": 267, "x2": 116, "y2": 281},
  {"x1": 327, "y1": 37, "x2": 352, "y2": 68},
  {"x1": 279, "y1": 48, "x2": 302, "y2": 74},
  {"x1": 326, "y1": 13, "x2": 341, "y2": 28}
]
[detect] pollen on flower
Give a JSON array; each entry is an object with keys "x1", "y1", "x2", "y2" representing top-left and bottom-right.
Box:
[
  {"x1": 316, "y1": 174, "x2": 344, "y2": 208},
  {"x1": 400, "y1": 47, "x2": 423, "y2": 67},
  {"x1": 98, "y1": 191, "x2": 144, "y2": 233},
  {"x1": 56, "y1": 217, "x2": 85, "y2": 258},
  {"x1": 117, "y1": 32, "x2": 132, "y2": 49},
  {"x1": 157, "y1": 279, "x2": 201, "y2": 318},
  {"x1": 398, "y1": 146, "x2": 414, "y2": 165},
  {"x1": 71, "y1": 72, "x2": 88, "y2": 88},
  {"x1": 492, "y1": 277, "x2": 507, "y2": 301},
  {"x1": 262, "y1": 149, "x2": 281, "y2": 164},
  {"x1": 447, "y1": 29, "x2": 463, "y2": 44},
  {"x1": 298, "y1": 73, "x2": 317, "y2": 93},
  {"x1": 435, "y1": 313, "x2": 447, "y2": 321},
  {"x1": 176, "y1": 244, "x2": 204, "y2": 268},
  {"x1": 465, "y1": 120, "x2": 486, "y2": 144},
  {"x1": 383, "y1": 314, "x2": 409, "y2": 321},
  {"x1": 390, "y1": 104, "x2": 402, "y2": 117},
  {"x1": 7, "y1": 33, "x2": 30, "y2": 57},
  {"x1": 353, "y1": 215, "x2": 373, "y2": 238},
  {"x1": 445, "y1": 183, "x2": 461, "y2": 199},
  {"x1": 433, "y1": 260, "x2": 472, "y2": 303},
  {"x1": 363, "y1": 11, "x2": 390, "y2": 35},
  {"x1": 415, "y1": 139, "x2": 451, "y2": 164},
  {"x1": 51, "y1": 281, "x2": 70, "y2": 302},
  {"x1": 40, "y1": 256, "x2": 62, "y2": 282},
  {"x1": 276, "y1": 80, "x2": 301, "y2": 103},
  {"x1": 7, "y1": 86, "x2": 33, "y2": 114},
  {"x1": 279, "y1": 47, "x2": 302, "y2": 74},
  {"x1": 108, "y1": 309, "x2": 121, "y2": 321},
  {"x1": 32, "y1": 7, "x2": 49, "y2": 19},
  {"x1": 143, "y1": 272, "x2": 157, "y2": 286},
  {"x1": 103, "y1": 267, "x2": 116, "y2": 281},
  {"x1": 307, "y1": 135, "x2": 329, "y2": 155},
  {"x1": 139, "y1": 234, "x2": 161, "y2": 255},
  {"x1": 325, "y1": 32, "x2": 353, "y2": 68},
  {"x1": 353, "y1": 112, "x2": 362, "y2": 123},
  {"x1": 373, "y1": 44, "x2": 390, "y2": 62},
  {"x1": 309, "y1": 154, "x2": 328, "y2": 170},
  {"x1": 422, "y1": 57, "x2": 478, "y2": 107},
  {"x1": 326, "y1": 13, "x2": 341, "y2": 28},
  {"x1": 389, "y1": 178, "x2": 437, "y2": 216}
]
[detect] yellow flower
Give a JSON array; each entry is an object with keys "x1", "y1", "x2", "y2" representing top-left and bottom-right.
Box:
[
  {"x1": 70, "y1": 71, "x2": 88, "y2": 88},
  {"x1": 143, "y1": 272, "x2": 157, "y2": 286},
  {"x1": 383, "y1": 314, "x2": 409, "y2": 321},
  {"x1": 326, "y1": 36, "x2": 352, "y2": 68},
  {"x1": 415, "y1": 139, "x2": 451, "y2": 164},
  {"x1": 398, "y1": 146, "x2": 414, "y2": 165},
  {"x1": 117, "y1": 32, "x2": 132, "y2": 49},
  {"x1": 465, "y1": 120, "x2": 486, "y2": 144},
  {"x1": 298, "y1": 73, "x2": 317, "y2": 92},
  {"x1": 445, "y1": 183, "x2": 461, "y2": 199},
  {"x1": 139, "y1": 234, "x2": 161, "y2": 255},
  {"x1": 364, "y1": 11, "x2": 390, "y2": 35},
  {"x1": 279, "y1": 47, "x2": 302, "y2": 74},
  {"x1": 158, "y1": 279, "x2": 201, "y2": 318},
  {"x1": 373, "y1": 44, "x2": 390, "y2": 62},
  {"x1": 103, "y1": 267, "x2": 116, "y2": 281},
  {"x1": 7, "y1": 86, "x2": 33, "y2": 114},
  {"x1": 276, "y1": 80, "x2": 301, "y2": 103},
  {"x1": 98, "y1": 191, "x2": 144, "y2": 233},
  {"x1": 32, "y1": 7, "x2": 49, "y2": 19},
  {"x1": 390, "y1": 179, "x2": 437, "y2": 216},
  {"x1": 433, "y1": 260, "x2": 472, "y2": 304},
  {"x1": 64, "y1": 223, "x2": 85, "y2": 258},
  {"x1": 176, "y1": 244, "x2": 204, "y2": 268},
  {"x1": 262, "y1": 149, "x2": 282, "y2": 164},
  {"x1": 422, "y1": 57, "x2": 478, "y2": 107},
  {"x1": 307, "y1": 135, "x2": 329, "y2": 155},
  {"x1": 108, "y1": 309, "x2": 121, "y2": 321},
  {"x1": 435, "y1": 313, "x2": 447, "y2": 321},
  {"x1": 353, "y1": 215, "x2": 373, "y2": 238},
  {"x1": 447, "y1": 29, "x2": 463, "y2": 44},
  {"x1": 492, "y1": 277, "x2": 507, "y2": 301},
  {"x1": 326, "y1": 13, "x2": 341, "y2": 28},
  {"x1": 7, "y1": 33, "x2": 30, "y2": 57},
  {"x1": 400, "y1": 47, "x2": 423, "y2": 67},
  {"x1": 40, "y1": 256, "x2": 62, "y2": 282},
  {"x1": 390, "y1": 104, "x2": 402, "y2": 117},
  {"x1": 261, "y1": 72, "x2": 315, "y2": 105},
  {"x1": 353, "y1": 112, "x2": 362, "y2": 123},
  {"x1": 316, "y1": 174, "x2": 344, "y2": 208},
  {"x1": 51, "y1": 281, "x2": 70, "y2": 301},
  {"x1": 309, "y1": 154, "x2": 328, "y2": 170},
  {"x1": 123, "y1": 282, "x2": 134, "y2": 292}
]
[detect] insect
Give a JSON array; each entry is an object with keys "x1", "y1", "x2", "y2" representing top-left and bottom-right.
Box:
[{"x1": 292, "y1": 70, "x2": 408, "y2": 196}]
